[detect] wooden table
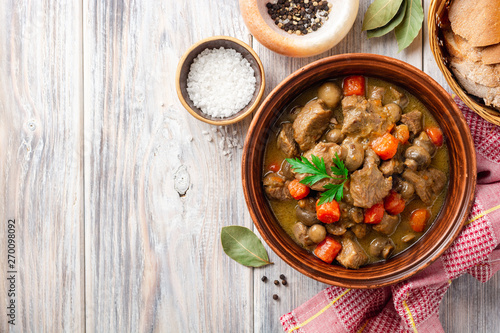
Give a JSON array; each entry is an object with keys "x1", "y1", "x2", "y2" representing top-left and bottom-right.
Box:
[{"x1": 1, "y1": 1, "x2": 499, "y2": 332}]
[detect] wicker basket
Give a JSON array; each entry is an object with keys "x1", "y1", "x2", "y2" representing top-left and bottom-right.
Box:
[{"x1": 428, "y1": 0, "x2": 500, "y2": 125}]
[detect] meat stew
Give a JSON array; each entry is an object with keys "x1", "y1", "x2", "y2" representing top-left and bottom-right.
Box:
[{"x1": 262, "y1": 76, "x2": 449, "y2": 269}]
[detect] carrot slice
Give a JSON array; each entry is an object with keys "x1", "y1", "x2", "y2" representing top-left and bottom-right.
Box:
[
  {"x1": 372, "y1": 133, "x2": 399, "y2": 160},
  {"x1": 384, "y1": 191, "x2": 406, "y2": 215},
  {"x1": 268, "y1": 162, "x2": 280, "y2": 172},
  {"x1": 287, "y1": 179, "x2": 310, "y2": 200},
  {"x1": 316, "y1": 200, "x2": 340, "y2": 224},
  {"x1": 314, "y1": 236, "x2": 342, "y2": 264},
  {"x1": 364, "y1": 202, "x2": 385, "y2": 224},
  {"x1": 343, "y1": 75, "x2": 365, "y2": 96},
  {"x1": 409, "y1": 209, "x2": 431, "y2": 232},
  {"x1": 426, "y1": 127, "x2": 443, "y2": 147}
]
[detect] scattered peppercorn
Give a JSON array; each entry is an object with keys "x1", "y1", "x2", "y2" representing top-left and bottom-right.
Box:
[
  {"x1": 273, "y1": 294, "x2": 279, "y2": 300},
  {"x1": 280, "y1": 274, "x2": 286, "y2": 280},
  {"x1": 274, "y1": 280, "x2": 280, "y2": 286},
  {"x1": 266, "y1": 0, "x2": 332, "y2": 35},
  {"x1": 261, "y1": 276, "x2": 268, "y2": 282},
  {"x1": 281, "y1": 280, "x2": 288, "y2": 286}
]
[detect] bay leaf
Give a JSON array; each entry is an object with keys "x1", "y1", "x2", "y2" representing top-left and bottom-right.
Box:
[
  {"x1": 362, "y1": 0, "x2": 404, "y2": 31},
  {"x1": 367, "y1": 0, "x2": 407, "y2": 38},
  {"x1": 221, "y1": 226, "x2": 273, "y2": 267},
  {"x1": 394, "y1": 0, "x2": 424, "y2": 51}
]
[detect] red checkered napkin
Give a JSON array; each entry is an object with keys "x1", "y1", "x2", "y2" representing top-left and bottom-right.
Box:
[{"x1": 280, "y1": 97, "x2": 500, "y2": 333}]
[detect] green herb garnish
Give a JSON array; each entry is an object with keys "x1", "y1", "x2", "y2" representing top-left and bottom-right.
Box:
[{"x1": 286, "y1": 153, "x2": 349, "y2": 205}]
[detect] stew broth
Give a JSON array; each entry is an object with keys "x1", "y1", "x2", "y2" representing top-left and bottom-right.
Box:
[{"x1": 263, "y1": 77, "x2": 449, "y2": 267}]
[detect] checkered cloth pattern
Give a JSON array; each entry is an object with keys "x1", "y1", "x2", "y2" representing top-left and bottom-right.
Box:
[{"x1": 280, "y1": 97, "x2": 500, "y2": 333}]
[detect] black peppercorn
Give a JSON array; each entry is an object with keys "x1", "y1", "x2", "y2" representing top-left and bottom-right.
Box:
[
  {"x1": 273, "y1": 294, "x2": 279, "y2": 300},
  {"x1": 261, "y1": 276, "x2": 267, "y2": 282},
  {"x1": 274, "y1": 280, "x2": 280, "y2": 285},
  {"x1": 266, "y1": 0, "x2": 330, "y2": 35},
  {"x1": 282, "y1": 280, "x2": 288, "y2": 286},
  {"x1": 280, "y1": 274, "x2": 286, "y2": 280}
]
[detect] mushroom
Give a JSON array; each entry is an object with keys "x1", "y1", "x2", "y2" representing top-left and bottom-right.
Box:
[
  {"x1": 296, "y1": 207, "x2": 320, "y2": 226},
  {"x1": 326, "y1": 128, "x2": 344, "y2": 144},
  {"x1": 318, "y1": 82, "x2": 342, "y2": 108},
  {"x1": 308, "y1": 224, "x2": 327, "y2": 243},
  {"x1": 368, "y1": 237, "x2": 395, "y2": 259},
  {"x1": 292, "y1": 222, "x2": 314, "y2": 247},
  {"x1": 405, "y1": 145, "x2": 431, "y2": 169},
  {"x1": 383, "y1": 103, "x2": 403, "y2": 123}
]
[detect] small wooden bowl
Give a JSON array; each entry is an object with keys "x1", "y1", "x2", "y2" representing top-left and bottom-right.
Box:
[
  {"x1": 428, "y1": 0, "x2": 500, "y2": 125},
  {"x1": 242, "y1": 54, "x2": 477, "y2": 288},
  {"x1": 175, "y1": 36, "x2": 266, "y2": 126},
  {"x1": 239, "y1": 0, "x2": 359, "y2": 57}
]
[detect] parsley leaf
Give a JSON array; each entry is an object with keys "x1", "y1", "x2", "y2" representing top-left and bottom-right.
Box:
[
  {"x1": 286, "y1": 153, "x2": 349, "y2": 203},
  {"x1": 331, "y1": 152, "x2": 348, "y2": 178},
  {"x1": 286, "y1": 156, "x2": 331, "y2": 186}
]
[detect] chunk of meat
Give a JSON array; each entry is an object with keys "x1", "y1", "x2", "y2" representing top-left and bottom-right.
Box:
[
  {"x1": 350, "y1": 164, "x2": 393, "y2": 208},
  {"x1": 379, "y1": 141, "x2": 404, "y2": 176},
  {"x1": 389, "y1": 86, "x2": 409, "y2": 108},
  {"x1": 341, "y1": 137, "x2": 365, "y2": 171},
  {"x1": 295, "y1": 142, "x2": 345, "y2": 191},
  {"x1": 401, "y1": 110, "x2": 423, "y2": 134},
  {"x1": 292, "y1": 99, "x2": 333, "y2": 151},
  {"x1": 364, "y1": 148, "x2": 381, "y2": 167},
  {"x1": 373, "y1": 213, "x2": 400, "y2": 235},
  {"x1": 351, "y1": 223, "x2": 369, "y2": 239},
  {"x1": 349, "y1": 207, "x2": 364, "y2": 223},
  {"x1": 280, "y1": 161, "x2": 295, "y2": 180},
  {"x1": 402, "y1": 168, "x2": 447, "y2": 205},
  {"x1": 379, "y1": 158, "x2": 404, "y2": 176},
  {"x1": 336, "y1": 232, "x2": 369, "y2": 269},
  {"x1": 277, "y1": 123, "x2": 299, "y2": 157},
  {"x1": 263, "y1": 173, "x2": 293, "y2": 201},
  {"x1": 326, "y1": 221, "x2": 347, "y2": 236},
  {"x1": 341, "y1": 96, "x2": 386, "y2": 136}
]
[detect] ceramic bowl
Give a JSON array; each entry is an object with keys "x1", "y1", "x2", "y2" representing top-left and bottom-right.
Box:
[
  {"x1": 242, "y1": 53, "x2": 476, "y2": 288},
  {"x1": 239, "y1": 0, "x2": 359, "y2": 57},
  {"x1": 176, "y1": 36, "x2": 265, "y2": 126}
]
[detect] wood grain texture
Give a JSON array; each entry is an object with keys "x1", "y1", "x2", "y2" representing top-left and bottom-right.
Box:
[
  {"x1": 0, "y1": 0, "x2": 84, "y2": 332},
  {"x1": 0, "y1": 0, "x2": 498, "y2": 332},
  {"x1": 83, "y1": 0, "x2": 254, "y2": 332}
]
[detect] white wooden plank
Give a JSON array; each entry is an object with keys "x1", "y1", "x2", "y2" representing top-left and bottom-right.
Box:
[
  {"x1": 0, "y1": 0, "x2": 84, "y2": 332},
  {"x1": 83, "y1": 1, "x2": 254, "y2": 332}
]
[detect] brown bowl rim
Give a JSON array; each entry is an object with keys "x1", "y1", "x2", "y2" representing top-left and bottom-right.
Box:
[
  {"x1": 242, "y1": 53, "x2": 477, "y2": 288},
  {"x1": 175, "y1": 35, "x2": 266, "y2": 126}
]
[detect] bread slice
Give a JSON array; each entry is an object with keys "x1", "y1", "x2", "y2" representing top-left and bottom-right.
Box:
[
  {"x1": 443, "y1": 28, "x2": 482, "y2": 62},
  {"x1": 451, "y1": 58, "x2": 500, "y2": 88},
  {"x1": 449, "y1": 0, "x2": 500, "y2": 47},
  {"x1": 450, "y1": 59, "x2": 500, "y2": 109},
  {"x1": 482, "y1": 43, "x2": 500, "y2": 65}
]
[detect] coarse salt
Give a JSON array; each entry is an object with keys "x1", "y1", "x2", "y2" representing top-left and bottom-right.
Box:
[{"x1": 186, "y1": 47, "x2": 256, "y2": 118}]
